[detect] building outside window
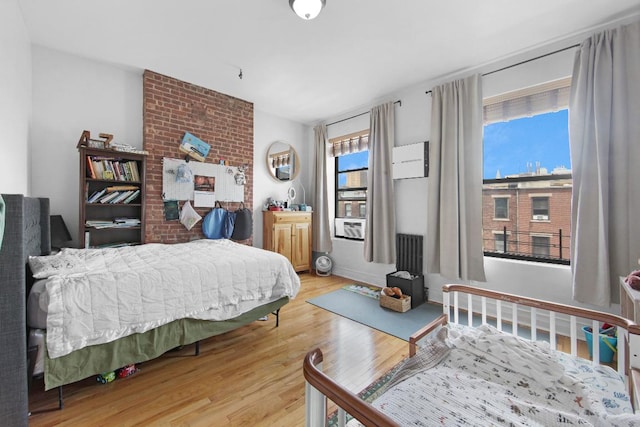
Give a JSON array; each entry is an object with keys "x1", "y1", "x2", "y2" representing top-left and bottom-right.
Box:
[
  {"x1": 532, "y1": 197, "x2": 550, "y2": 220},
  {"x1": 332, "y1": 131, "x2": 369, "y2": 240},
  {"x1": 531, "y1": 235, "x2": 551, "y2": 257},
  {"x1": 494, "y1": 197, "x2": 508, "y2": 219},
  {"x1": 494, "y1": 233, "x2": 508, "y2": 253},
  {"x1": 345, "y1": 204, "x2": 352, "y2": 217},
  {"x1": 482, "y1": 78, "x2": 572, "y2": 264}
]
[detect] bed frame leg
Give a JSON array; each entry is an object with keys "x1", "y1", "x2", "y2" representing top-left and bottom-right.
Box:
[
  {"x1": 58, "y1": 386, "x2": 64, "y2": 410},
  {"x1": 194, "y1": 341, "x2": 200, "y2": 356},
  {"x1": 274, "y1": 308, "x2": 280, "y2": 327}
]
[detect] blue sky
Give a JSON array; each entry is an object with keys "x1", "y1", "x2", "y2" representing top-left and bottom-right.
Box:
[
  {"x1": 337, "y1": 109, "x2": 571, "y2": 184},
  {"x1": 483, "y1": 110, "x2": 571, "y2": 179}
]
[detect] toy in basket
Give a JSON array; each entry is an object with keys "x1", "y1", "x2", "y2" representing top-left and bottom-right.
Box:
[{"x1": 380, "y1": 287, "x2": 411, "y2": 312}]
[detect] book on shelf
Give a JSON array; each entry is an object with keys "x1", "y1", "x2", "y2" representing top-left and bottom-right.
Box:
[
  {"x1": 87, "y1": 188, "x2": 107, "y2": 203},
  {"x1": 112, "y1": 161, "x2": 122, "y2": 181},
  {"x1": 114, "y1": 217, "x2": 141, "y2": 225},
  {"x1": 86, "y1": 220, "x2": 116, "y2": 229},
  {"x1": 123, "y1": 162, "x2": 132, "y2": 181},
  {"x1": 110, "y1": 191, "x2": 134, "y2": 204},
  {"x1": 101, "y1": 160, "x2": 115, "y2": 180},
  {"x1": 86, "y1": 156, "x2": 141, "y2": 182},
  {"x1": 98, "y1": 191, "x2": 120, "y2": 203},
  {"x1": 122, "y1": 189, "x2": 140, "y2": 204},
  {"x1": 106, "y1": 185, "x2": 138, "y2": 192},
  {"x1": 94, "y1": 159, "x2": 105, "y2": 179},
  {"x1": 127, "y1": 161, "x2": 140, "y2": 181},
  {"x1": 86, "y1": 156, "x2": 97, "y2": 179}
]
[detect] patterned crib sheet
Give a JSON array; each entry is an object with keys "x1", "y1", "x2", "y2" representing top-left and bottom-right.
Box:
[{"x1": 348, "y1": 324, "x2": 640, "y2": 426}]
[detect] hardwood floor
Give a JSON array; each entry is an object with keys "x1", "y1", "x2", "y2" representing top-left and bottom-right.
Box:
[
  {"x1": 28, "y1": 274, "x2": 595, "y2": 426},
  {"x1": 28, "y1": 274, "x2": 408, "y2": 426}
]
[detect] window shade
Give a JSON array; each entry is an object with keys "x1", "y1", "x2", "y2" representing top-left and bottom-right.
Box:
[
  {"x1": 483, "y1": 77, "x2": 571, "y2": 125},
  {"x1": 329, "y1": 132, "x2": 369, "y2": 157}
]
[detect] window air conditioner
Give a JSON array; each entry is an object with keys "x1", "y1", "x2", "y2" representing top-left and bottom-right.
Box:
[
  {"x1": 335, "y1": 218, "x2": 366, "y2": 239},
  {"x1": 532, "y1": 214, "x2": 548, "y2": 220}
]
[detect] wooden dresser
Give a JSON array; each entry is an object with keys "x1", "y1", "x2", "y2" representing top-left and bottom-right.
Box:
[{"x1": 263, "y1": 210, "x2": 312, "y2": 272}]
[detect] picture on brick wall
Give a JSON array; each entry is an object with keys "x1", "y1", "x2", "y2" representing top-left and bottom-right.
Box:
[
  {"x1": 163, "y1": 200, "x2": 179, "y2": 221},
  {"x1": 179, "y1": 132, "x2": 211, "y2": 162},
  {"x1": 194, "y1": 175, "x2": 215, "y2": 192}
]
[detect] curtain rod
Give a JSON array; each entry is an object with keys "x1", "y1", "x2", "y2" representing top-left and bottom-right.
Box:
[
  {"x1": 424, "y1": 43, "x2": 580, "y2": 95},
  {"x1": 326, "y1": 99, "x2": 401, "y2": 127}
]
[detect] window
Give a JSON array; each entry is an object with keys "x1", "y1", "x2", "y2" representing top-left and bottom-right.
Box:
[
  {"x1": 332, "y1": 131, "x2": 369, "y2": 240},
  {"x1": 531, "y1": 236, "x2": 551, "y2": 257},
  {"x1": 494, "y1": 198, "x2": 508, "y2": 219},
  {"x1": 532, "y1": 197, "x2": 549, "y2": 220},
  {"x1": 494, "y1": 234, "x2": 507, "y2": 253},
  {"x1": 482, "y1": 78, "x2": 572, "y2": 264},
  {"x1": 345, "y1": 204, "x2": 352, "y2": 217},
  {"x1": 336, "y1": 156, "x2": 367, "y2": 218}
]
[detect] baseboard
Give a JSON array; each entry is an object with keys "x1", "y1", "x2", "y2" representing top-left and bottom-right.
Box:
[{"x1": 331, "y1": 266, "x2": 386, "y2": 288}]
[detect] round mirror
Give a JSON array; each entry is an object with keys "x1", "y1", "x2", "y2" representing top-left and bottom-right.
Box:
[{"x1": 267, "y1": 141, "x2": 300, "y2": 182}]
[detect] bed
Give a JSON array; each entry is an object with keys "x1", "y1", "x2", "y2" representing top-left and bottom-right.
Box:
[
  {"x1": 0, "y1": 194, "x2": 50, "y2": 426},
  {"x1": 304, "y1": 284, "x2": 640, "y2": 426},
  {"x1": 3, "y1": 195, "x2": 300, "y2": 401}
]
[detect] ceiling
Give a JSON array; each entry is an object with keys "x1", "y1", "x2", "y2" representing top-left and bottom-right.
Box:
[{"x1": 18, "y1": 0, "x2": 640, "y2": 125}]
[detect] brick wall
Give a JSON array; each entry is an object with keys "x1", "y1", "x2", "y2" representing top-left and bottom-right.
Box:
[
  {"x1": 482, "y1": 186, "x2": 572, "y2": 259},
  {"x1": 142, "y1": 70, "x2": 253, "y2": 243}
]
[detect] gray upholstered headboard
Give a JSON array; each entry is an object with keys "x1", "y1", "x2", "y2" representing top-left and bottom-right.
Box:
[{"x1": 0, "y1": 194, "x2": 50, "y2": 426}]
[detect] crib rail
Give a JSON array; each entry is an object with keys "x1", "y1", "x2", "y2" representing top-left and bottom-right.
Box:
[
  {"x1": 442, "y1": 284, "x2": 640, "y2": 375},
  {"x1": 303, "y1": 349, "x2": 398, "y2": 427},
  {"x1": 304, "y1": 284, "x2": 640, "y2": 426}
]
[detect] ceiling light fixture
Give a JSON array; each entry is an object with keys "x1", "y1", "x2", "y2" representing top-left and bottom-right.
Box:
[{"x1": 289, "y1": 0, "x2": 325, "y2": 20}]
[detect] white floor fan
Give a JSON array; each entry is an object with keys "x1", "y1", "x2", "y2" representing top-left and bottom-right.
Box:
[{"x1": 315, "y1": 255, "x2": 332, "y2": 277}]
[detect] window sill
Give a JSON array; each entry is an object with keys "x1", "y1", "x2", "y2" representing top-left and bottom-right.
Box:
[
  {"x1": 484, "y1": 251, "x2": 569, "y2": 266},
  {"x1": 333, "y1": 236, "x2": 364, "y2": 242}
]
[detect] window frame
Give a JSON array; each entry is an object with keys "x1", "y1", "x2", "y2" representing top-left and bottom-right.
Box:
[
  {"x1": 531, "y1": 235, "x2": 551, "y2": 257},
  {"x1": 332, "y1": 130, "x2": 369, "y2": 241},
  {"x1": 482, "y1": 80, "x2": 572, "y2": 266},
  {"x1": 493, "y1": 197, "x2": 509, "y2": 220},
  {"x1": 531, "y1": 196, "x2": 550, "y2": 220},
  {"x1": 334, "y1": 162, "x2": 368, "y2": 219}
]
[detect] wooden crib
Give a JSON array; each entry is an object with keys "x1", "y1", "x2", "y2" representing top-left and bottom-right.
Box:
[{"x1": 304, "y1": 284, "x2": 640, "y2": 427}]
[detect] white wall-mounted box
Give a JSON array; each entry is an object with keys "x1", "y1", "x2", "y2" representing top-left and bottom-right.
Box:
[{"x1": 392, "y1": 141, "x2": 428, "y2": 179}]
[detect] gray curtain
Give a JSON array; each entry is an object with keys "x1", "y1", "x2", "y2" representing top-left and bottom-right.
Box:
[
  {"x1": 364, "y1": 102, "x2": 396, "y2": 263},
  {"x1": 427, "y1": 74, "x2": 486, "y2": 281},
  {"x1": 569, "y1": 21, "x2": 640, "y2": 306},
  {"x1": 312, "y1": 124, "x2": 333, "y2": 253}
]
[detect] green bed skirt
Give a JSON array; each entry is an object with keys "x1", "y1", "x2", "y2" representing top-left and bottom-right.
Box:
[{"x1": 44, "y1": 297, "x2": 289, "y2": 390}]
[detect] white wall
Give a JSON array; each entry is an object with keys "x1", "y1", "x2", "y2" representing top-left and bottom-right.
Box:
[
  {"x1": 31, "y1": 46, "x2": 143, "y2": 244},
  {"x1": 0, "y1": 0, "x2": 31, "y2": 195},
  {"x1": 253, "y1": 110, "x2": 309, "y2": 248}
]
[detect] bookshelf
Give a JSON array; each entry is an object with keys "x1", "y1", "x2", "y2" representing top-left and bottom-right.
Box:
[{"x1": 77, "y1": 133, "x2": 147, "y2": 248}]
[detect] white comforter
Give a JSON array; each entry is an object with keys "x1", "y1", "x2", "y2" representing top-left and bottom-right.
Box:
[
  {"x1": 28, "y1": 240, "x2": 300, "y2": 359},
  {"x1": 350, "y1": 324, "x2": 640, "y2": 426}
]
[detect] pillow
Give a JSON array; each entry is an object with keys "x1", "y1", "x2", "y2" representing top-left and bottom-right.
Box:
[
  {"x1": 180, "y1": 200, "x2": 202, "y2": 230},
  {"x1": 28, "y1": 250, "x2": 90, "y2": 279}
]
